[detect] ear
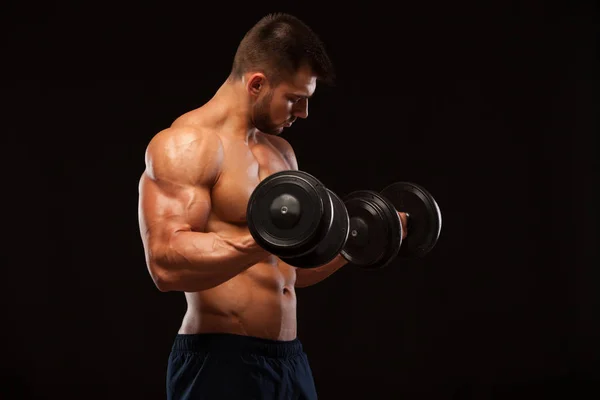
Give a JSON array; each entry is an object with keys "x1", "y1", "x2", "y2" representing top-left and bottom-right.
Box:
[{"x1": 247, "y1": 73, "x2": 267, "y2": 97}]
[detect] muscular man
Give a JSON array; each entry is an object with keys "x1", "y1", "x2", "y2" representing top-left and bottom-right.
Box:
[{"x1": 138, "y1": 13, "x2": 407, "y2": 399}]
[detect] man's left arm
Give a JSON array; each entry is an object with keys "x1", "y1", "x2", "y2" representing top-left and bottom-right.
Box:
[
  {"x1": 273, "y1": 137, "x2": 349, "y2": 287},
  {"x1": 294, "y1": 254, "x2": 348, "y2": 287}
]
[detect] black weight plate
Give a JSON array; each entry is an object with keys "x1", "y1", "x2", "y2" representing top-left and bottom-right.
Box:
[
  {"x1": 341, "y1": 190, "x2": 402, "y2": 269},
  {"x1": 247, "y1": 170, "x2": 331, "y2": 258},
  {"x1": 366, "y1": 191, "x2": 403, "y2": 269},
  {"x1": 280, "y1": 189, "x2": 349, "y2": 268},
  {"x1": 380, "y1": 182, "x2": 442, "y2": 258}
]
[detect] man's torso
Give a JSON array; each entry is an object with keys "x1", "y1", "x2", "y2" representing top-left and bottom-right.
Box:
[{"x1": 172, "y1": 109, "x2": 299, "y2": 341}]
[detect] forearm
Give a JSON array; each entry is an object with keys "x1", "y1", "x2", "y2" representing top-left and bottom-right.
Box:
[
  {"x1": 150, "y1": 231, "x2": 270, "y2": 292},
  {"x1": 294, "y1": 254, "x2": 349, "y2": 288}
]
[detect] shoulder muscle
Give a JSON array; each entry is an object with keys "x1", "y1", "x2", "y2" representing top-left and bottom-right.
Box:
[
  {"x1": 145, "y1": 126, "x2": 224, "y2": 187},
  {"x1": 268, "y1": 136, "x2": 298, "y2": 170}
]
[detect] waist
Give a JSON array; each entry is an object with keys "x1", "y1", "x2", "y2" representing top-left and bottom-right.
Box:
[
  {"x1": 180, "y1": 269, "x2": 298, "y2": 339},
  {"x1": 171, "y1": 332, "x2": 304, "y2": 358},
  {"x1": 180, "y1": 295, "x2": 297, "y2": 340}
]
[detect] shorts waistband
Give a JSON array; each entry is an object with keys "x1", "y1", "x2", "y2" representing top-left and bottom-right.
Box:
[{"x1": 171, "y1": 333, "x2": 304, "y2": 358}]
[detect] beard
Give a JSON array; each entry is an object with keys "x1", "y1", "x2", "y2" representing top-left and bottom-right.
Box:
[{"x1": 251, "y1": 90, "x2": 282, "y2": 135}]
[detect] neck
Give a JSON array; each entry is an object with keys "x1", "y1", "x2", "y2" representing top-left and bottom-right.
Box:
[{"x1": 205, "y1": 77, "x2": 259, "y2": 143}]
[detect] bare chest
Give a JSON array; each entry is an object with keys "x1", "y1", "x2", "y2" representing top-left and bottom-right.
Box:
[{"x1": 211, "y1": 140, "x2": 292, "y2": 224}]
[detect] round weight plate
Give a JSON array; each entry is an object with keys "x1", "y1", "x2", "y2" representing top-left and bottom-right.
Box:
[
  {"x1": 280, "y1": 189, "x2": 349, "y2": 268},
  {"x1": 247, "y1": 170, "x2": 331, "y2": 258},
  {"x1": 380, "y1": 182, "x2": 442, "y2": 258},
  {"x1": 367, "y1": 191, "x2": 403, "y2": 269},
  {"x1": 340, "y1": 190, "x2": 402, "y2": 269}
]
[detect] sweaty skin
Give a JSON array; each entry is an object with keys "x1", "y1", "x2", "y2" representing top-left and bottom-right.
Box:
[{"x1": 138, "y1": 66, "x2": 408, "y2": 341}]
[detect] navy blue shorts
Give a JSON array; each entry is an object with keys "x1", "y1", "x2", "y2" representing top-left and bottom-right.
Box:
[{"x1": 166, "y1": 333, "x2": 318, "y2": 400}]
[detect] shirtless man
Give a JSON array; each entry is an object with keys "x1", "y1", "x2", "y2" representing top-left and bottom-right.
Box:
[{"x1": 138, "y1": 13, "x2": 407, "y2": 399}]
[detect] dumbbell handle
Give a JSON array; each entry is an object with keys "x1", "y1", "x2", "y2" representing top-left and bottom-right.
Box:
[
  {"x1": 347, "y1": 212, "x2": 410, "y2": 241},
  {"x1": 398, "y1": 211, "x2": 410, "y2": 239}
]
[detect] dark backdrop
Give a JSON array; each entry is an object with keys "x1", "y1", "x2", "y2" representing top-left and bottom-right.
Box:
[{"x1": 3, "y1": 1, "x2": 598, "y2": 399}]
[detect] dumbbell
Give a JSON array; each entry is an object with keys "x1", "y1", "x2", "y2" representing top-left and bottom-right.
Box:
[
  {"x1": 246, "y1": 170, "x2": 442, "y2": 269},
  {"x1": 340, "y1": 182, "x2": 442, "y2": 269}
]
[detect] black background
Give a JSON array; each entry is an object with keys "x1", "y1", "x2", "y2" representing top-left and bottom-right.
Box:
[{"x1": 3, "y1": 1, "x2": 598, "y2": 399}]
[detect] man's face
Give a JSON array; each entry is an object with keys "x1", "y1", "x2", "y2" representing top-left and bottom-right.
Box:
[{"x1": 251, "y1": 64, "x2": 317, "y2": 135}]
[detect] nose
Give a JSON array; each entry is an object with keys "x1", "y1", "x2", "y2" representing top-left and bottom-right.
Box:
[{"x1": 293, "y1": 99, "x2": 308, "y2": 119}]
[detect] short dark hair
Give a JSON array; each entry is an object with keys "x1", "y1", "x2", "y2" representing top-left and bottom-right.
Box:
[{"x1": 229, "y1": 13, "x2": 335, "y2": 86}]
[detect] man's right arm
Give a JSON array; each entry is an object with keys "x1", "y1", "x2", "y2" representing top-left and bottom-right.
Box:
[{"x1": 137, "y1": 126, "x2": 270, "y2": 292}]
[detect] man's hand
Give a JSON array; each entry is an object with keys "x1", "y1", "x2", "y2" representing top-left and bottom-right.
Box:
[{"x1": 398, "y1": 212, "x2": 408, "y2": 240}]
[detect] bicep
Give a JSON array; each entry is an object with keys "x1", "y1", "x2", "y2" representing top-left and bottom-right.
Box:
[
  {"x1": 138, "y1": 173, "x2": 211, "y2": 239},
  {"x1": 138, "y1": 127, "x2": 222, "y2": 240}
]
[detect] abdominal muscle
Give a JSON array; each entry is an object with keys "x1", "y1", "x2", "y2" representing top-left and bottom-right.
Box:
[
  {"x1": 179, "y1": 261, "x2": 298, "y2": 341},
  {"x1": 178, "y1": 221, "x2": 298, "y2": 341}
]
